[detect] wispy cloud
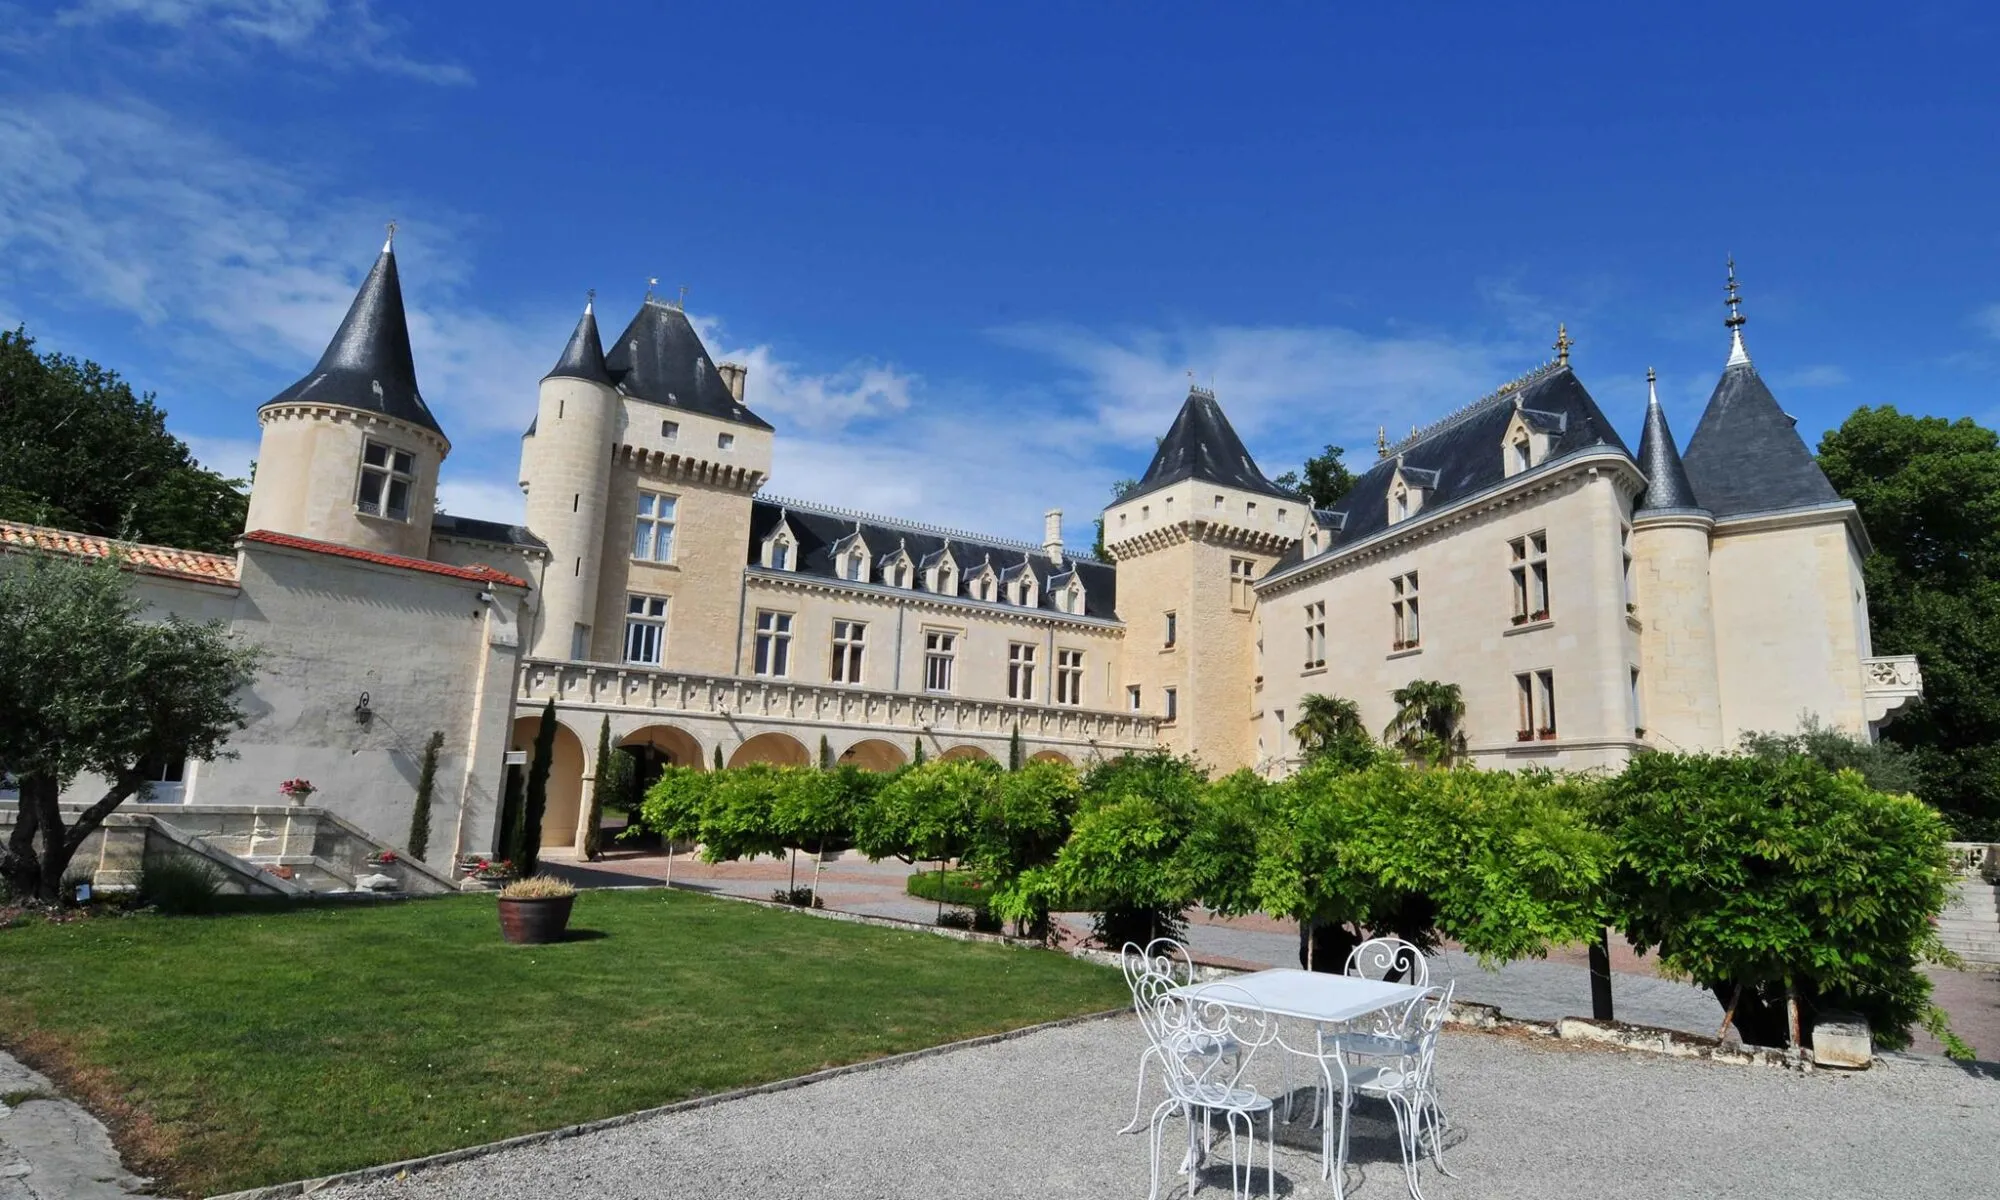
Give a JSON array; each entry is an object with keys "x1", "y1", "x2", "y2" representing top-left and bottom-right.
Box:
[
  {"x1": 1976, "y1": 303, "x2": 2000, "y2": 341},
  {"x1": 51, "y1": 0, "x2": 471, "y2": 84},
  {"x1": 1777, "y1": 364, "x2": 1850, "y2": 388},
  {"x1": 690, "y1": 315, "x2": 918, "y2": 435}
]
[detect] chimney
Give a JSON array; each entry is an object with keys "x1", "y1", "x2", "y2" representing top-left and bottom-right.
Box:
[
  {"x1": 717, "y1": 361, "x2": 747, "y2": 402},
  {"x1": 1043, "y1": 508, "x2": 1064, "y2": 565}
]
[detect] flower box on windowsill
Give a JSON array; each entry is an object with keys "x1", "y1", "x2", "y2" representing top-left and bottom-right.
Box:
[
  {"x1": 1537, "y1": 729, "x2": 1557, "y2": 741},
  {"x1": 1510, "y1": 614, "x2": 1529, "y2": 627},
  {"x1": 1530, "y1": 610, "x2": 1550, "y2": 622},
  {"x1": 1626, "y1": 602, "x2": 1638, "y2": 615},
  {"x1": 1515, "y1": 730, "x2": 1535, "y2": 742}
]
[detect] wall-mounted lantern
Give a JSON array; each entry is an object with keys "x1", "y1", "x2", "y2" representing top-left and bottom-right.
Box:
[{"x1": 355, "y1": 691, "x2": 374, "y2": 726}]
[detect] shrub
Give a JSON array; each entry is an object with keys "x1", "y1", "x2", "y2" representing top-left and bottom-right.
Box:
[
  {"x1": 499, "y1": 875, "x2": 577, "y2": 900},
  {"x1": 408, "y1": 729, "x2": 444, "y2": 861},
  {"x1": 1600, "y1": 752, "x2": 1960, "y2": 1052},
  {"x1": 936, "y1": 907, "x2": 975, "y2": 930},
  {"x1": 1042, "y1": 752, "x2": 1208, "y2": 947},
  {"x1": 633, "y1": 766, "x2": 713, "y2": 847},
  {"x1": 905, "y1": 868, "x2": 988, "y2": 907},
  {"x1": 137, "y1": 855, "x2": 226, "y2": 914},
  {"x1": 771, "y1": 886, "x2": 824, "y2": 909},
  {"x1": 1739, "y1": 715, "x2": 1923, "y2": 797}
]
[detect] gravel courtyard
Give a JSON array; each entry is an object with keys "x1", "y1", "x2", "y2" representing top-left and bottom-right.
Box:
[{"x1": 313, "y1": 1014, "x2": 1999, "y2": 1200}]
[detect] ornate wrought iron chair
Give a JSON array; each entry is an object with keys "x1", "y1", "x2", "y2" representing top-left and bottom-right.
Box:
[
  {"x1": 1119, "y1": 938, "x2": 1238, "y2": 1134},
  {"x1": 1147, "y1": 982, "x2": 1282, "y2": 1200},
  {"x1": 1336, "y1": 982, "x2": 1456, "y2": 1199}
]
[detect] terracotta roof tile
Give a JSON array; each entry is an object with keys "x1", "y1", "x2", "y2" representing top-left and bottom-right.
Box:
[
  {"x1": 0, "y1": 520, "x2": 240, "y2": 586},
  {"x1": 240, "y1": 529, "x2": 530, "y2": 589}
]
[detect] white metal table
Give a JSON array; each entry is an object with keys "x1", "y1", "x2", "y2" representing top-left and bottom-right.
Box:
[{"x1": 1168, "y1": 969, "x2": 1429, "y2": 1197}]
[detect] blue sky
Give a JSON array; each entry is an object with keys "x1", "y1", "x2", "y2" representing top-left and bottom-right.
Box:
[{"x1": 2, "y1": 2, "x2": 1997, "y2": 546}]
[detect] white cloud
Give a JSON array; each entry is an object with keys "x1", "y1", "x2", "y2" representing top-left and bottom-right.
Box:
[
  {"x1": 689, "y1": 314, "x2": 918, "y2": 434},
  {"x1": 1976, "y1": 303, "x2": 2000, "y2": 341},
  {"x1": 178, "y1": 433, "x2": 258, "y2": 480},
  {"x1": 52, "y1": 0, "x2": 471, "y2": 84},
  {"x1": 436, "y1": 476, "x2": 525, "y2": 526},
  {"x1": 1778, "y1": 364, "x2": 1849, "y2": 389}
]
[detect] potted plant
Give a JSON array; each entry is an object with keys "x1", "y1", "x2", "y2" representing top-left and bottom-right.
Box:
[
  {"x1": 1531, "y1": 608, "x2": 1550, "y2": 622},
  {"x1": 497, "y1": 876, "x2": 577, "y2": 944},
  {"x1": 279, "y1": 777, "x2": 316, "y2": 806},
  {"x1": 365, "y1": 848, "x2": 399, "y2": 867},
  {"x1": 1511, "y1": 613, "x2": 1528, "y2": 626},
  {"x1": 1537, "y1": 727, "x2": 1557, "y2": 741},
  {"x1": 1515, "y1": 730, "x2": 1535, "y2": 742}
]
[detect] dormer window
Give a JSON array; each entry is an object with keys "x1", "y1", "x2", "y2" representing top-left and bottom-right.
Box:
[
  {"x1": 975, "y1": 574, "x2": 997, "y2": 603},
  {"x1": 1502, "y1": 409, "x2": 1560, "y2": 477},
  {"x1": 1008, "y1": 571, "x2": 1039, "y2": 608},
  {"x1": 884, "y1": 552, "x2": 914, "y2": 589},
  {"x1": 1393, "y1": 487, "x2": 1410, "y2": 523},
  {"x1": 761, "y1": 521, "x2": 798, "y2": 571},
  {"x1": 1510, "y1": 431, "x2": 1531, "y2": 473},
  {"x1": 926, "y1": 551, "x2": 960, "y2": 596}
]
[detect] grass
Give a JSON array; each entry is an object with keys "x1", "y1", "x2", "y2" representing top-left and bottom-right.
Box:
[
  {"x1": 905, "y1": 867, "x2": 990, "y2": 908},
  {"x1": 0, "y1": 888, "x2": 1126, "y2": 1196}
]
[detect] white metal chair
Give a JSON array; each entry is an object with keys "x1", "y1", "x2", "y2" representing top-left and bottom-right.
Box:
[
  {"x1": 1335, "y1": 983, "x2": 1455, "y2": 1200},
  {"x1": 1119, "y1": 938, "x2": 1237, "y2": 1135},
  {"x1": 1147, "y1": 983, "x2": 1281, "y2": 1200},
  {"x1": 1344, "y1": 936, "x2": 1431, "y2": 987}
]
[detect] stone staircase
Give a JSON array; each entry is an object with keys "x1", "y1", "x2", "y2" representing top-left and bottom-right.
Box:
[{"x1": 1939, "y1": 881, "x2": 2000, "y2": 967}]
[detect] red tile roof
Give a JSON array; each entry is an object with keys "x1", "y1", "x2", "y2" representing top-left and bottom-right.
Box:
[
  {"x1": 0, "y1": 520, "x2": 241, "y2": 586},
  {"x1": 241, "y1": 529, "x2": 530, "y2": 589}
]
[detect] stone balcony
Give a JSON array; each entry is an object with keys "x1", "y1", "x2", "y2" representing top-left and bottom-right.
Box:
[
  {"x1": 516, "y1": 657, "x2": 1161, "y2": 764},
  {"x1": 1863, "y1": 654, "x2": 1923, "y2": 726}
]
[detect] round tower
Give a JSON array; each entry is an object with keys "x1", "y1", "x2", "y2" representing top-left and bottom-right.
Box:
[
  {"x1": 523, "y1": 296, "x2": 619, "y2": 661},
  {"x1": 1629, "y1": 368, "x2": 1723, "y2": 751},
  {"x1": 244, "y1": 231, "x2": 449, "y2": 559}
]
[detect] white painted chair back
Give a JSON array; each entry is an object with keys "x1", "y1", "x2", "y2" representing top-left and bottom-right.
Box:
[
  {"x1": 1345, "y1": 936, "x2": 1430, "y2": 987},
  {"x1": 1155, "y1": 983, "x2": 1275, "y2": 1106}
]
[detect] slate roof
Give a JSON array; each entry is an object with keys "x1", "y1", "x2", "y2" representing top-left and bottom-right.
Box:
[
  {"x1": 748, "y1": 498, "x2": 1118, "y2": 621},
  {"x1": 431, "y1": 514, "x2": 549, "y2": 551},
  {"x1": 1268, "y1": 363, "x2": 1632, "y2": 574},
  {"x1": 1635, "y1": 383, "x2": 1701, "y2": 513},
  {"x1": 603, "y1": 300, "x2": 772, "y2": 430},
  {"x1": 1681, "y1": 360, "x2": 1840, "y2": 518},
  {"x1": 0, "y1": 519, "x2": 240, "y2": 587},
  {"x1": 263, "y1": 241, "x2": 446, "y2": 439},
  {"x1": 242, "y1": 530, "x2": 530, "y2": 589},
  {"x1": 544, "y1": 302, "x2": 612, "y2": 386},
  {"x1": 1127, "y1": 387, "x2": 1295, "y2": 503}
]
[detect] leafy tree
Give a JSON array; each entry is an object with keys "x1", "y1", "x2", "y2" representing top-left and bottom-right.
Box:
[
  {"x1": 1290, "y1": 693, "x2": 1381, "y2": 772},
  {"x1": 857, "y1": 759, "x2": 994, "y2": 920},
  {"x1": 1038, "y1": 752, "x2": 1210, "y2": 946},
  {"x1": 0, "y1": 555, "x2": 258, "y2": 903},
  {"x1": 1600, "y1": 752, "x2": 1963, "y2": 1053},
  {"x1": 1384, "y1": 679, "x2": 1467, "y2": 764},
  {"x1": 1091, "y1": 479, "x2": 1139, "y2": 560},
  {"x1": 773, "y1": 765, "x2": 873, "y2": 905},
  {"x1": 0, "y1": 328, "x2": 248, "y2": 553},
  {"x1": 818, "y1": 734, "x2": 833, "y2": 770},
  {"x1": 912, "y1": 737, "x2": 926, "y2": 765},
  {"x1": 581, "y1": 717, "x2": 614, "y2": 861},
  {"x1": 634, "y1": 765, "x2": 714, "y2": 887},
  {"x1": 971, "y1": 759, "x2": 1081, "y2": 936},
  {"x1": 408, "y1": 730, "x2": 444, "y2": 861},
  {"x1": 1272, "y1": 444, "x2": 1356, "y2": 508},
  {"x1": 514, "y1": 699, "x2": 557, "y2": 874},
  {"x1": 1739, "y1": 715, "x2": 1921, "y2": 796},
  {"x1": 1817, "y1": 406, "x2": 2000, "y2": 837},
  {"x1": 713, "y1": 744, "x2": 725, "y2": 771},
  {"x1": 699, "y1": 765, "x2": 793, "y2": 864},
  {"x1": 1008, "y1": 725, "x2": 1023, "y2": 771}
]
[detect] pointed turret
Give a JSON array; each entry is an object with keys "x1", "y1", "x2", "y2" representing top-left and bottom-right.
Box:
[
  {"x1": 604, "y1": 299, "x2": 771, "y2": 430},
  {"x1": 263, "y1": 231, "x2": 445, "y2": 440},
  {"x1": 1681, "y1": 261, "x2": 1840, "y2": 518},
  {"x1": 1127, "y1": 385, "x2": 1291, "y2": 502},
  {"x1": 545, "y1": 293, "x2": 612, "y2": 385},
  {"x1": 1635, "y1": 368, "x2": 1702, "y2": 513}
]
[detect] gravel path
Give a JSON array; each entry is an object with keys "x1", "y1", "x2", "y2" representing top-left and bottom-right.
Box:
[{"x1": 311, "y1": 1014, "x2": 1999, "y2": 1200}]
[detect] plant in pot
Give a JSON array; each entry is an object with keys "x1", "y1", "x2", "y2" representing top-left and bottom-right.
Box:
[{"x1": 497, "y1": 875, "x2": 577, "y2": 944}]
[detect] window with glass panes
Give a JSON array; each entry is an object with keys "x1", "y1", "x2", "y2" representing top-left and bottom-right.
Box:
[
  {"x1": 1304, "y1": 600, "x2": 1326, "y2": 669},
  {"x1": 830, "y1": 620, "x2": 865, "y2": 684},
  {"x1": 1515, "y1": 669, "x2": 1557, "y2": 736},
  {"x1": 1230, "y1": 557, "x2": 1256, "y2": 609},
  {"x1": 1392, "y1": 572, "x2": 1421, "y2": 648},
  {"x1": 633, "y1": 493, "x2": 677, "y2": 562},
  {"x1": 1056, "y1": 649, "x2": 1084, "y2": 705},
  {"x1": 924, "y1": 630, "x2": 957, "y2": 692},
  {"x1": 1509, "y1": 533, "x2": 1549, "y2": 621},
  {"x1": 1007, "y1": 642, "x2": 1037, "y2": 700},
  {"x1": 356, "y1": 441, "x2": 415, "y2": 520},
  {"x1": 623, "y1": 595, "x2": 668, "y2": 665},
  {"x1": 754, "y1": 610, "x2": 792, "y2": 676}
]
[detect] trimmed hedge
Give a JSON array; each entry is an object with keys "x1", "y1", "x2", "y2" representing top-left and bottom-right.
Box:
[{"x1": 905, "y1": 868, "x2": 990, "y2": 908}]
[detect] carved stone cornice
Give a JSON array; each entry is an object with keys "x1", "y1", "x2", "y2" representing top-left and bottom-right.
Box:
[{"x1": 616, "y1": 443, "x2": 765, "y2": 493}]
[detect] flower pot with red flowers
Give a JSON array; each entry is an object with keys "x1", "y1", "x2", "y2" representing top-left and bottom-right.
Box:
[
  {"x1": 497, "y1": 876, "x2": 577, "y2": 944},
  {"x1": 279, "y1": 777, "x2": 316, "y2": 806},
  {"x1": 1510, "y1": 613, "x2": 1528, "y2": 627},
  {"x1": 1515, "y1": 730, "x2": 1535, "y2": 742},
  {"x1": 1530, "y1": 609, "x2": 1550, "y2": 622},
  {"x1": 1537, "y1": 728, "x2": 1557, "y2": 741}
]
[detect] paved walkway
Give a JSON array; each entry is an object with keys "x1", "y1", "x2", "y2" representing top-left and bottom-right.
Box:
[
  {"x1": 551, "y1": 849, "x2": 2000, "y2": 1059},
  {"x1": 312, "y1": 1013, "x2": 2000, "y2": 1200},
  {"x1": 0, "y1": 1051, "x2": 154, "y2": 1200}
]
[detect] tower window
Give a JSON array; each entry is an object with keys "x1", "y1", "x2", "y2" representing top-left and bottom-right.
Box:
[
  {"x1": 1392, "y1": 572, "x2": 1421, "y2": 649},
  {"x1": 717, "y1": 432, "x2": 735, "y2": 450},
  {"x1": 1164, "y1": 687, "x2": 1178, "y2": 722},
  {"x1": 1509, "y1": 533, "x2": 1549, "y2": 622},
  {"x1": 356, "y1": 440, "x2": 415, "y2": 521},
  {"x1": 1056, "y1": 649, "x2": 1084, "y2": 705},
  {"x1": 1127, "y1": 685, "x2": 1142, "y2": 712},
  {"x1": 1304, "y1": 600, "x2": 1326, "y2": 669},
  {"x1": 1230, "y1": 557, "x2": 1256, "y2": 610},
  {"x1": 633, "y1": 492, "x2": 677, "y2": 562},
  {"x1": 623, "y1": 595, "x2": 668, "y2": 665},
  {"x1": 662, "y1": 420, "x2": 679, "y2": 440},
  {"x1": 1164, "y1": 611, "x2": 1178, "y2": 648}
]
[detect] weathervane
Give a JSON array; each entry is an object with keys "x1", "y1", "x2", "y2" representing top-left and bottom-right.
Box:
[
  {"x1": 678, "y1": 284, "x2": 689, "y2": 311},
  {"x1": 1553, "y1": 323, "x2": 1573, "y2": 366},
  {"x1": 1724, "y1": 256, "x2": 1745, "y2": 331},
  {"x1": 1377, "y1": 425, "x2": 1389, "y2": 458},
  {"x1": 383, "y1": 219, "x2": 397, "y2": 252}
]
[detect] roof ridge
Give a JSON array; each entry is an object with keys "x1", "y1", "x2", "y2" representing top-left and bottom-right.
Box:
[
  {"x1": 760, "y1": 493, "x2": 1107, "y2": 562},
  {"x1": 1385, "y1": 359, "x2": 1566, "y2": 458},
  {"x1": 0, "y1": 518, "x2": 238, "y2": 566}
]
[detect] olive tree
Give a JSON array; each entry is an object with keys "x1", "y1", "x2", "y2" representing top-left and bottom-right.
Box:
[{"x1": 0, "y1": 555, "x2": 258, "y2": 903}]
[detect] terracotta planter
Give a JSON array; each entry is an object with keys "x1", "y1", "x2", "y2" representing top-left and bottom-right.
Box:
[{"x1": 498, "y1": 895, "x2": 575, "y2": 944}]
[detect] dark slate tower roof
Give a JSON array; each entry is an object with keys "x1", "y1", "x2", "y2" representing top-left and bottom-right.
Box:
[
  {"x1": 604, "y1": 299, "x2": 772, "y2": 430},
  {"x1": 544, "y1": 298, "x2": 612, "y2": 385},
  {"x1": 1127, "y1": 386, "x2": 1293, "y2": 502},
  {"x1": 263, "y1": 236, "x2": 445, "y2": 439},
  {"x1": 1634, "y1": 369, "x2": 1702, "y2": 513}
]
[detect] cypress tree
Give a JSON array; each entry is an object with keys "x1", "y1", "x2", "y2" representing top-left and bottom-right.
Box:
[
  {"x1": 819, "y1": 733, "x2": 833, "y2": 769},
  {"x1": 582, "y1": 716, "x2": 612, "y2": 861},
  {"x1": 713, "y1": 744, "x2": 725, "y2": 771},
  {"x1": 913, "y1": 737, "x2": 926, "y2": 765},
  {"x1": 516, "y1": 698, "x2": 557, "y2": 874},
  {"x1": 1008, "y1": 725, "x2": 1023, "y2": 771},
  {"x1": 408, "y1": 729, "x2": 444, "y2": 860}
]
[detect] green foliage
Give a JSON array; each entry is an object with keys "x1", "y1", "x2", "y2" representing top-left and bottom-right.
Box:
[
  {"x1": 0, "y1": 328, "x2": 249, "y2": 553},
  {"x1": 1008, "y1": 725, "x2": 1023, "y2": 771},
  {"x1": 634, "y1": 766, "x2": 714, "y2": 849},
  {"x1": 1739, "y1": 716, "x2": 1921, "y2": 796},
  {"x1": 856, "y1": 760, "x2": 995, "y2": 864},
  {"x1": 699, "y1": 764, "x2": 794, "y2": 862},
  {"x1": 773, "y1": 765, "x2": 872, "y2": 856},
  {"x1": 968, "y1": 759, "x2": 1080, "y2": 934},
  {"x1": 1039, "y1": 753, "x2": 1209, "y2": 945},
  {"x1": 0, "y1": 554, "x2": 258, "y2": 902},
  {"x1": 713, "y1": 745, "x2": 724, "y2": 771},
  {"x1": 136, "y1": 855, "x2": 226, "y2": 915},
  {"x1": 1384, "y1": 679, "x2": 1467, "y2": 764},
  {"x1": 912, "y1": 737, "x2": 926, "y2": 765},
  {"x1": 1291, "y1": 694, "x2": 1382, "y2": 772},
  {"x1": 1271, "y1": 443, "x2": 1356, "y2": 508},
  {"x1": 408, "y1": 730, "x2": 444, "y2": 862},
  {"x1": 818, "y1": 734, "x2": 833, "y2": 769},
  {"x1": 1091, "y1": 478, "x2": 1139, "y2": 561},
  {"x1": 1817, "y1": 405, "x2": 2000, "y2": 838},
  {"x1": 905, "y1": 867, "x2": 989, "y2": 907},
  {"x1": 514, "y1": 700, "x2": 556, "y2": 875},
  {"x1": 1600, "y1": 752, "x2": 1958, "y2": 1050},
  {"x1": 582, "y1": 718, "x2": 613, "y2": 861}
]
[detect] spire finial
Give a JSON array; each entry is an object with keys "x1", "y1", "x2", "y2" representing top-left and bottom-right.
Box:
[
  {"x1": 1553, "y1": 322, "x2": 1573, "y2": 366},
  {"x1": 1377, "y1": 425, "x2": 1388, "y2": 458},
  {"x1": 646, "y1": 276, "x2": 659, "y2": 301},
  {"x1": 585, "y1": 287, "x2": 595, "y2": 315},
  {"x1": 1647, "y1": 366, "x2": 1658, "y2": 405},
  {"x1": 678, "y1": 284, "x2": 688, "y2": 311},
  {"x1": 382, "y1": 220, "x2": 397, "y2": 253},
  {"x1": 1724, "y1": 256, "x2": 1752, "y2": 367}
]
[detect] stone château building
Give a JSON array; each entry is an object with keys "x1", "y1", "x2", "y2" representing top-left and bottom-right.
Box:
[{"x1": 2, "y1": 239, "x2": 1923, "y2": 875}]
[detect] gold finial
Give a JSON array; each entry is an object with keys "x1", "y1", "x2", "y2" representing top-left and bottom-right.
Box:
[
  {"x1": 1376, "y1": 425, "x2": 1388, "y2": 458},
  {"x1": 1553, "y1": 322, "x2": 1573, "y2": 366},
  {"x1": 1724, "y1": 256, "x2": 1745, "y2": 330},
  {"x1": 678, "y1": 284, "x2": 689, "y2": 311}
]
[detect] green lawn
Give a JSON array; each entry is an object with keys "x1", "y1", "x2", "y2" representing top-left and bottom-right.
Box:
[{"x1": 0, "y1": 889, "x2": 1126, "y2": 1196}]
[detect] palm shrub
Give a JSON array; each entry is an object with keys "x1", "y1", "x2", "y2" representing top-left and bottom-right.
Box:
[
  {"x1": 1599, "y1": 752, "x2": 1963, "y2": 1053},
  {"x1": 1383, "y1": 680, "x2": 1467, "y2": 765},
  {"x1": 1291, "y1": 694, "x2": 1382, "y2": 773}
]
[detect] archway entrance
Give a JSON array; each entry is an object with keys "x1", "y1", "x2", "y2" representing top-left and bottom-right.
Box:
[
  {"x1": 610, "y1": 725, "x2": 706, "y2": 848},
  {"x1": 938, "y1": 744, "x2": 994, "y2": 763},
  {"x1": 510, "y1": 714, "x2": 587, "y2": 852},
  {"x1": 1029, "y1": 749, "x2": 1074, "y2": 767},
  {"x1": 727, "y1": 731, "x2": 812, "y2": 768},
  {"x1": 838, "y1": 738, "x2": 908, "y2": 772}
]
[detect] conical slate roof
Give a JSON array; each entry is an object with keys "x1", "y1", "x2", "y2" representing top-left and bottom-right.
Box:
[
  {"x1": 263, "y1": 239, "x2": 445, "y2": 439},
  {"x1": 544, "y1": 300, "x2": 611, "y2": 385},
  {"x1": 1634, "y1": 374, "x2": 1701, "y2": 513},
  {"x1": 1127, "y1": 387, "x2": 1292, "y2": 502},
  {"x1": 604, "y1": 300, "x2": 771, "y2": 430},
  {"x1": 1681, "y1": 359, "x2": 1838, "y2": 518}
]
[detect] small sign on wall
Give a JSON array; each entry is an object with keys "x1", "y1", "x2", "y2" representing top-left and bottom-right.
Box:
[{"x1": 504, "y1": 751, "x2": 528, "y2": 765}]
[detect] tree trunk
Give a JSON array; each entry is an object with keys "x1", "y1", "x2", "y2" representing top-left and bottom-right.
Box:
[
  {"x1": 1588, "y1": 928, "x2": 1615, "y2": 1021},
  {"x1": 2, "y1": 776, "x2": 45, "y2": 900},
  {"x1": 1717, "y1": 983, "x2": 1744, "y2": 1042},
  {"x1": 810, "y1": 839, "x2": 824, "y2": 907},
  {"x1": 15, "y1": 775, "x2": 70, "y2": 904}
]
